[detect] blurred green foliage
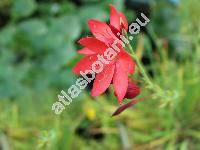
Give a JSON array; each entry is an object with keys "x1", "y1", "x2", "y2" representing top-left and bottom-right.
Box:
[{"x1": 0, "y1": 0, "x2": 200, "y2": 149}]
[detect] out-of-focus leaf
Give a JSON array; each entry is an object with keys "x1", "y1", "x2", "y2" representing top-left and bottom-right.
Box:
[
  {"x1": 49, "y1": 14, "x2": 81, "y2": 41},
  {"x1": 0, "y1": 50, "x2": 31, "y2": 98},
  {"x1": 16, "y1": 19, "x2": 48, "y2": 51},
  {"x1": 43, "y1": 41, "x2": 76, "y2": 70},
  {"x1": 11, "y1": 0, "x2": 37, "y2": 20},
  {"x1": 152, "y1": 3, "x2": 180, "y2": 37},
  {"x1": 79, "y1": 5, "x2": 108, "y2": 29},
  {"x1": 38, "y1": 2, "x2": 75, "y2": 15},
  {"x1": 0, "y1": 25, "x2": 16, "y2": 47}
]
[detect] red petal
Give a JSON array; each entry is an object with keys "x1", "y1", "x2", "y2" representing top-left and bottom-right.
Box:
[
  {"x1": 113, "y1": 59, "x2": 128, "y2": 104},
  {"x1": 91, "y1": 63, "x2": 115, "y2": 97},
  {"x1": 109, "y1": 4, "x2": 120, "y2": 31},
  {"x1": 112, "y1": 99, "x2": 139, "y2": 116},
  {"x1": 78, "y1": 37, "x2": 107, "y2": 54},
  {"x1": 88, "y1": 19, "x2": 117, "y2": 45},
  {"x1": 109, "y1": 4, "x2": 128, "y2": 31},
  {"x1": 109, "y1": 25, "x2": 120, "y2": 38},
  {"x1": 77, "y1": 47, "x2": 95, "y2": 55},
  {"x1": 72, "y1": 55, "x2": 97, "y2": 74},
  {"x1": 125, "y1": 81, "x2": 140, "y2": 99},
  {"x1": 119, "y1": 51, "x2": 135, "y2": 74},
  {"x1": 119, "y1": 12, "x2": 128, "y2": 31}
]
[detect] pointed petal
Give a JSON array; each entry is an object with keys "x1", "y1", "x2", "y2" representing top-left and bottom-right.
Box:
[
  {"x1": 112, "y1": 99, "x2": 138, "y2": 116},
  {"x1": 119, "y1": 12, "x2": 128, "y2": 31},
  {"x1": 91, "y1": 64, "x2": 115, "y2": 97},
  {"x1": 109, "y1": 4, "x2": 128, "y2": 31},
  {"x1": 88, "y1": 19, "x2": 117, "y2": 44},
  {"x1": 72, "y1": 55, "x2": 97, "y2": 74},
  {"x1": 77, "y1": 47, "x2": 95, "y2": 55},
  {"x1": 113, "y1": 59, "x2": 129, "y2": 104},
  {"x1": 78, "y1": 37, "x2": 108, "y2": 54},
  {"x1": 112, "y1": 97, "x2": 146, "y2": 116},
  {"x1": 109, "y1": 4, "x2": 120, "y2": 31},
  {"x1": 119, "y1": 51, "x2": 135, "y2": 74}
]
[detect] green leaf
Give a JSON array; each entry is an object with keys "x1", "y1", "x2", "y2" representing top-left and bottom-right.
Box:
[
  {"x1": 16, "y1": 19, "x2": 48, "y2": 51},
  {"x1": 79, "y1": 5, "x2": 108, "y2": 29},
  {"x1": 43, "y1": 43, "x2": 76, "y2": 69},
  {"x1": 11, "y1": 0, "x2": 37, "y2": 20},
  {"x1": 37, "y1": 2, "x2": 75, "y2": 15},
  {"x1": 49, "y1": 14, "x2": 81, "y2": 41},
  {"x1": 0, "y1": 25, "x2": 16, "y2": 47}
]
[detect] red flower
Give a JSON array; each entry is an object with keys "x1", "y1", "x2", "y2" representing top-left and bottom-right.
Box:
[
  {"x1": 73, "y1": 37, "x2": 135, "y2": 104},
  {"x1": 72, "y1": 5, "x2": 140, "y2": 105}
]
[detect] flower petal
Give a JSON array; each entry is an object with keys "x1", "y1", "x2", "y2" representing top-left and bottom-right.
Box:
[
  {"x1": 78, "y1": 37, "x2": 108, "y2": 54},
  {"x1": 113, "y1": 59, "x2": 129, "y2": 104},
  {"x1": 109, "y1": 4, "x2": 120, "y2": 31},
  {"x1": 91, "y1": 63, "x2": 115, "y2": 97},
  {"x1": 119, "y1": 51, "x2": 135, "y2": 74},
  {"x1": 125, "y1": 81, "x2": 140, "y2": 99},
  {"x1": 109, "y1": 4, "x2": 128, "y2": 31},
  {"x1": 119, "y1": 12, "x2": 128, "y2": 31},
  {"x1": 88, "y1": 19, "x2": 117, "y2": 45},
  {"x1": 77, "y1": 47, "x2": 95, "y2": 55},
  {"x1": 112, "y1": 98, "x2": 143, "y2": 116},
  {"x1": 72, "y1": 55, "x2": 97, "y2": 74}
]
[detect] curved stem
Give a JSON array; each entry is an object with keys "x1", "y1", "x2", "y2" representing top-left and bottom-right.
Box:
[
  {"x1": 124, "y1": 33, "x2": 153, "y2": 88},
  {"x1": 122, "y1": 30, "x2": 173, "y2": 103},
  {"x1": 130, "y1": 54, "x2": 153, "y2": 87},
  {"x1": 123, "y1": 30, "x2": 164, "y2": 93}
]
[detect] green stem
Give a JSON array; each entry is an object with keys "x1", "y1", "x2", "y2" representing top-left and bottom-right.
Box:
[
  {"x1": 128, "y1": 43, "x2": 166, "y2": 99},
  {"x1": 130, "y1": 54, "x2": 153, "y2": 87},
  {"x1": 124, "y1": 33, "x2": 153, "y2": 88},
  {"x1": 122, "y1": 30, "x2": 173, "y2": 103}
]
